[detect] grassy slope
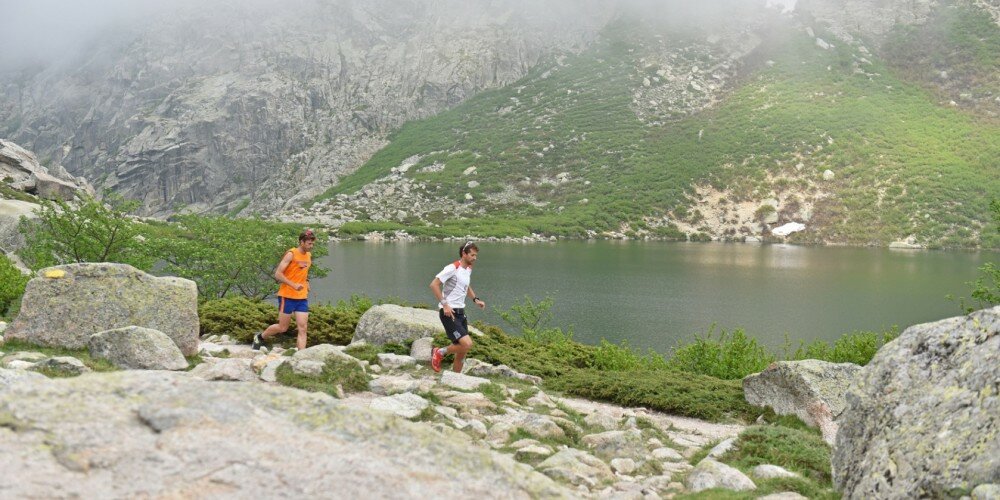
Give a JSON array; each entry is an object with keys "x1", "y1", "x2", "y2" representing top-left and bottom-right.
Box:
[{"x1": 319, "y1": 12, "x2": 1000, "y2": 247}]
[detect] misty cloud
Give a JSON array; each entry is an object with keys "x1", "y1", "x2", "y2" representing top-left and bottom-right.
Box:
[{"x1": 1, "y1": 0, "x2": 797, "y2": 69}]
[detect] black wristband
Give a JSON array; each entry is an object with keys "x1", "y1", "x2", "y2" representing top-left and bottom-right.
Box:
[{"x1": 473, "y1": 297, "x2": 481, "y2": 302}]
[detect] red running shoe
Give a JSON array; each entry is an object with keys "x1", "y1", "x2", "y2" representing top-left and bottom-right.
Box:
[{"x1": 431, "y1": 346, "x2": 443, "y2": 373}]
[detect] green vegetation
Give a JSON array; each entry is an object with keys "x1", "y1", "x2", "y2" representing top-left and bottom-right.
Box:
[
  {"x1": 318, "y1": 14, "x2": 999, "y2": 248},
  {"x1": 17, "y1": 195, "x2": 152, "y2": 271},
  {"x1": 198, "y1": 295, "x2": 375, "y2": 346},
  {"x1": 956, "y1": 199, "x2": 1000, "y2": 312},
  {"x1": 670, "y1": 328, "x2": 774, "y2": 380},
  {"x1": 546, "y1": 368, "x2": 755, "y2": 422},
  {"x1": 0, "y1": 182, "x2": 37, "y2": 202},
  {"x1": 143, "y1": 215, "x2": 329, "y2": 300},
  {"x1": 883, "y1": 1, "x2": 1000, "y2": 114},
  {"x1": 789, "y1": 328, "x2": 900, "y2": 367},
  {"x1": 677, "y1": 420, "x2": 838, "y2": 499},
  {"x1": 0, "y1": 254, "x2": 28, "y2": 319},
  {"x1": 274, "y1": 358, "x2": 369, "y2": 396},
  {"x1": 16, "y1": 196, "x2": 330, "y2": 301}
]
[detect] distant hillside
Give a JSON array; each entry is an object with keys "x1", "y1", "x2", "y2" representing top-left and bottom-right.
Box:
[{"x1": 310, "y1": 1, "x2": 1000, "y2": 248}]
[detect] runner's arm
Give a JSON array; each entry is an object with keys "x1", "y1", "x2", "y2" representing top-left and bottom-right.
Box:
[
  {"x1": 466, "y1": 287, "x2": 485, "y2": 308},
  {"x1": 430, "y1": 277, "x2": 454, "y2": 317}
]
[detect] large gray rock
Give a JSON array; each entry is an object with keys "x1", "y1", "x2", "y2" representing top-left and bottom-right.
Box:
[
  {"x1": 0, "y1": 371, "x2": 572, "y2": 497},
  {"x1": 686, "y1": 458, "x2": 757, "y2": 493},
  {"x1": 5, "y1": 264, "x2": 199, "y2": 355},
  {"x1": 352, "y1": 304, "x2": 482, "y2": 346},
  {"x1": 743, "y1": 359, "x2": 861, "y2": 444},
  {"x1": 833, "y1": 307, "x2": 1000, "y2": 499},
  {"x1": 88, "y1": 326, "x2": 188, "y2": 370},
  {"x1": 440, "y1": 371, "x2": 490, "y2": 390},
  {"x1": 581, "y1": 429, "x2": 647, "y2": 460},
  {"x1": 293, "y1": 343, "x2": 364, "y2": 367},
  {"x1": 30, "y1": 356, "x2": 91, "y2": 376},
  {"x1": 369, "y1": 393, "x2": 430, "y2": 419},
  {"x1": 189, "y1": 358, "x2": 256, "y2": 382}
]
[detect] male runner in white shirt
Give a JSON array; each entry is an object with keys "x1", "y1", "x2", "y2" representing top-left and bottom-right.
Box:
[{"x1": 429, "y1": 241, "x2": 486, "y2": 372}]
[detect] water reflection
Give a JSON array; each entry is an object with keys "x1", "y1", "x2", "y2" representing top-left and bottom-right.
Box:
[{"x1": 313, "y1": 241, "x2": 996, "y2": 353}]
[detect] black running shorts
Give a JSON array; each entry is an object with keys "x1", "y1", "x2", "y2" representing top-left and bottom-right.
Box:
[{"x1": 439, "y1": 308, "x2": 469, "y2": 344}]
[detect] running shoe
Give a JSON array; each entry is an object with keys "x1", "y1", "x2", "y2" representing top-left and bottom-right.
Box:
[
  {"x1": 431, "y1": 346, "x2": 443, "y2": 373},
  {"x1": 251, "y1": 332, "x2": 264, "y2": 350}
]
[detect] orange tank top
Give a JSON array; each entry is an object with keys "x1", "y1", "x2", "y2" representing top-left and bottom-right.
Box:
[{"x1": 277, "y1": 247, "x2": 311, "y2": 299}]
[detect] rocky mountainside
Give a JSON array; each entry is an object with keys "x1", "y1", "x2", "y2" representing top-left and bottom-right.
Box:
[
  {"x1": 2, "y1": 0, "x2": 998, "y2": 247},
  {"x1": 1, "y1": 0, "x2": 612, "y2": 216},
  {"x1": 311, "y1": 0, "x2": 999, "y2": 247}
]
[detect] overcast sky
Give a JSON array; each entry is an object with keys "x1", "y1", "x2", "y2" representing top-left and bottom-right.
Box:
[{"x1": 0, "y1": 0, "x2": 798, "y2": 68}]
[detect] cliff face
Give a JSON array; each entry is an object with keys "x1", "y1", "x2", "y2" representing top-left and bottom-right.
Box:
[
  {"x1": 1, "y1": 0, "x2": 612, "y2": 216},
  {"x1": 2, "y1": 0, "x2": 994, "y2": 233}
]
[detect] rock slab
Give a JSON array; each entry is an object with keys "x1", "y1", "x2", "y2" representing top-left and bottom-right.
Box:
[
  {"x1": 88, "y1": 326, "x2": 188, "y2": 371},
  {"x1": 686, "y1": 458, "x2": 757, "y2": 493},
  {"x1": 743, "y1": 359, "x2": 861, "y2": 444},
  {"x1": 6, "y1": 264, "x2": 199, "y2": 355},
  {"x1": 352, "y1": 304, "x2": 481, "y2": 346},
  {"x1": 833, "y1": 306, "x2": 1000, "y2": 499},
  {"x1": 0, "y1": 371, "x2": 571, "y2": 497}
]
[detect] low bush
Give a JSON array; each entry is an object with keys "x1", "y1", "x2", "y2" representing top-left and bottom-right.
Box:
[
  {"x1": 198, "y1": 295, "x2": 375, "y2": 346},
  {"x1": 547, "y1": 368, "x2": 757, "y2": 422},
  {"x1": 720, "y1": 424, "x2": 833, "y2": 484},
  {"x1": 669, "y1": 327, "x2": 775, "y2": 380},
  {"x1": 791, "y1": 328, "x2": 900, "y2": 366}
]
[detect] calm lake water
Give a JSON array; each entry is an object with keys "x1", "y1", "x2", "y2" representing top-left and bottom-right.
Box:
[{"x1": 310, "y1": 241, "x2": 997, "y2": 353}]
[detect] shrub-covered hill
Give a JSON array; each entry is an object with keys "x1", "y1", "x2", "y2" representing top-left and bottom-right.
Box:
[{"x1": 312, "y1": 3, "x2": 1000, "y2": 248}]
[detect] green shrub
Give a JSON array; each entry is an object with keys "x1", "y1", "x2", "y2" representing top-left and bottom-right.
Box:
[
  {"x1": 669, "y1": 327, "x2": 775, "y2": 380},
  {"x1": 592, "y1": 339, "x2": 670, "y2": 371},
  {"x1": 343, "y1": 343, "x2": 380, "y2": 364},
  {"x1": 792, "y1": 327, "x2": 899, "y2": 366},
  {"x1": 0, "y1": 254, "x2": 29, "y2": 319},
  {"x1": 547, "y1": 368, "x2": 758, "y2": 422},
  {"x1": 198, "y1": 297, "x2": 273, "y2": 341},
  {"x1": 275, "y1": 358, "x2": 369, "y2": 396},
  {"x1": 198, "y1": 295, "x2": 374, "y2": 346},
  {"x1": 720, "y1": 424, "x2": 833, "y2": 484}
]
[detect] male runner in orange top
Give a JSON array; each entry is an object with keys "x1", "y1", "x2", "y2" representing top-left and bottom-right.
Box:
[{"x1": 253, "y1": 229, "x2": 316, "y2": 351}]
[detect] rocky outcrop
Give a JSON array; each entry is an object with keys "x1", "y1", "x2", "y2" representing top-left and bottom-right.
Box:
[
  {"x1": 0, "y1": 139, "x2": 91, "y2": 200},
  {"x1": 5, "y1": 263, "x2": 199, "y2": 355},
  {"x1": 743, "y1": 359, "x2": 861, "y2": 444},
  {"x1": 352, "y1": 304, "x2": 482, "y2": 346},
  {"x1": 833, "y1": 306, "x2": 1000, "y2": 498},
  {"x1": 0, "y1": 370, "x2": 572, "y2": 497},
  {"x1": 88, "y1": 326, "x2": 188, "y2": 370},
  {"x1": 0, "y1": 1, "x2": 613, "y2": 216},
  {"x1": 0, "y1": 334, "x2": 744, "y2": 498}
]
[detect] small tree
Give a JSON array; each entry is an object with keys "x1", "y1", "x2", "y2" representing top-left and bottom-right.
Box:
[
  {"x1": 148, "y1": 215, "x2": 328, "y2": 300},
  {"x1": 17, "y1": 194, "x2": 152, "y2": 271}
]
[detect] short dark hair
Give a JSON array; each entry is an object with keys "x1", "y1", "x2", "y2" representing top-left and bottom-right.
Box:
[
  {"x1": 459, "y1": 241, "x2": 478, "y2": 256},
  {"x1": 299, "y1": 228, "x2": 317, "y2": 242}
]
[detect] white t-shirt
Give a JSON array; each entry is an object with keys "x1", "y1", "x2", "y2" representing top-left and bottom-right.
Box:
[{"x1": 435, "y1": 261, "x2": 472, "y2": 309}]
